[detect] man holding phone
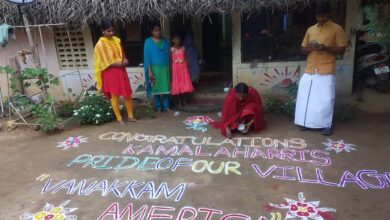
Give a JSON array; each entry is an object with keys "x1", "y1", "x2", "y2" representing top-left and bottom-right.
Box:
[{"x1": 294, "y1": 0, "x2": 346, "y2": 136}]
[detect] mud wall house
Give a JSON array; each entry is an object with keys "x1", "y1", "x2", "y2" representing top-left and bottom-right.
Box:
[{"x1": 0, "y1": 0, "x2": 361, "y2": 101}]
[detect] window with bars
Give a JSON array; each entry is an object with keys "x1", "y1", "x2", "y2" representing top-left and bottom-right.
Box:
[
  {"x1": 241, "y1": 0, "x2": 346, "y2": 62},
  {"x1": 54, "y1": 26, "x2": 89, "y2": 69}
]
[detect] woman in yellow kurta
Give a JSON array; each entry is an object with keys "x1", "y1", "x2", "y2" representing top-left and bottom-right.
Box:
[{"x1": 94, "y1": 19, "x2": 137, "y2": 125}]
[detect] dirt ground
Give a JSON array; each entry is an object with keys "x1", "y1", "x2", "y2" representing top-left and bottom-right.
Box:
[{"x1": 0, "y1": 89, "x2": 389, "y2": 220}]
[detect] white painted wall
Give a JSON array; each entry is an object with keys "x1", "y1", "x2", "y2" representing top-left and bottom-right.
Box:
[{"x1": 59, "y1": 68, "x2": 146, "y2": 101}]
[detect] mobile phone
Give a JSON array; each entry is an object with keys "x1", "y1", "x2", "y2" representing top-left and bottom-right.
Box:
[{"x1": 310, "y1": 40, "x2": 319, "y2": 48}]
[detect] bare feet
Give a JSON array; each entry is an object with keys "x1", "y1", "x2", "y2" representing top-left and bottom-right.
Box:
[
  {"x1": 225, "y1": 127, "x2": 232, "y2": 139},
  {"x1": 128, "y1": 118, "x2": 140, "y2": 122},
  {"x1": 118, "y1": 120, "x2": 126, "y2": 126}
]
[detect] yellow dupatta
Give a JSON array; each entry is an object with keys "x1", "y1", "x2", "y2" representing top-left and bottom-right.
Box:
[{"x1": 93, "y1": 36, "x2": 123, "y2": 90}]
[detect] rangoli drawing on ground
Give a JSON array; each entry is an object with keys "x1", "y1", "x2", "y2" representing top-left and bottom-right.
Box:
[
  {"x1": 57, "y1": 136, "x2": 88, "y2": 150},
  {"x1": 322, "y1": 139, "x2": 356, "y2": 153},
  {"x1": 19, "y1": 200, "x2": 78, "y2": 220},
  {"x1": 269, "y1": 192, "x2": 336, "y2": 220},
  {"x1": 259, "y1": 212, "x2": 282, "y2": 220},
  {"x1": 183, "y1": 116, "x2": 214, "y2": 132},
  {"x1": 36, "y1": 174, "x2": 50, "y2": 182}
]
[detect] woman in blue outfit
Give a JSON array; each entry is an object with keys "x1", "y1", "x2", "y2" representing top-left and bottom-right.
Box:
[{"x1": 144, "y1": 24, "x2": 171, "y2": 112}]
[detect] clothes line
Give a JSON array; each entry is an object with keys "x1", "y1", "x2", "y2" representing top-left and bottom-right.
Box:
[{"x1": 10, "y1": 23, "x2": 67, "y2": 28}]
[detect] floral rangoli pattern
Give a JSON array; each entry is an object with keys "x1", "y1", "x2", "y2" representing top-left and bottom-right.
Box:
[
  {"x1": 322, "y1": 139, "x2": 356, "y2": 153},
  {"x1": 57, "y1": 136, "x2": 88, "y2": 150},
  {"x1": 269, "y1": 192, "x2": 336, "y2": 220},
  {"x1": 183, "y1": 116, "x2": 214, "y2": 132},
  {"x1": 20, "y1": 200, "x2": 78, "y2": 220}
]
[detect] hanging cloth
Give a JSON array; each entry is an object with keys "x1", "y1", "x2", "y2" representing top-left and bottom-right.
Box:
[{"x1": 0, "y1": 24, "x2": 15, "y2": 48}]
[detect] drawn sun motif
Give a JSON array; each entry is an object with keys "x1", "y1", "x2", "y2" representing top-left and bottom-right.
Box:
[
  {"x1": 269, "y1": 192, "x2": 336, "y2": 220},
  {"x1": 81, "y1": 74, "x2": 96, "y2": 91},
  {"x1": 57, "y1": 136, "x2": 88, "y2": 150},
  {"x1": 183, "y1": 116, "x2": 214, "y2": 132},
  {"x1": 129, "y1": 72, "x2": 146, "y2": 92},
  {"x1": 20, "y1": 200, "x2": 78, "y2": 220},
  {"x1": 322, "y1": 139, "x2": 356, "y2": 153},
  {"x1": 260, "y1": 66, "x2": 301, "y2": 89}
]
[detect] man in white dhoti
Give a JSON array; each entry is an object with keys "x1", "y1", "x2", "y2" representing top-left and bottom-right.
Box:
[{"x1": 295, "y1": 0, "x2": 346, "y2": 136}]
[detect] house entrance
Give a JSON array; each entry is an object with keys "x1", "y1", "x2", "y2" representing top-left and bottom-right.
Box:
[
  {"x1": 169, "y1": 15, "x2": 232, "y2": 111},
  {"x1": 201, "y1": 14, "x2": 232, "y2": 87},
  {"x1": 170, "y1": 14, "x2": 232, "y2": 88}
]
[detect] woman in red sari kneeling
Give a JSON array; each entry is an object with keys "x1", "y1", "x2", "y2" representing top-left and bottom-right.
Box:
[{"x1": 213, "y1": 83, "x2": 266, "y2": 138}]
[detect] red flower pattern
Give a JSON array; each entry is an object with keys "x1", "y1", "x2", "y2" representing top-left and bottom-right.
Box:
[{"x1": 269, "y1": 192, "x2": 336, "y2": 220}]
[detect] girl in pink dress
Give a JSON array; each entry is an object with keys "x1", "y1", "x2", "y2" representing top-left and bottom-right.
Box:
[{"x1": 171, "y1": 35, "x2": 194, "y2": 107}]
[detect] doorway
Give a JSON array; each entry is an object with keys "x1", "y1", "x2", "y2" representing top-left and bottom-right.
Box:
[
  {"x1": 169, "y1": 14, "x2": 233, "y2": 110},
  {"x1": 201, "y1": 14, "x2": 232, "y2": 86},
  {"x1": 169, "y1": 14, "x2": 232, "y2": 85}
]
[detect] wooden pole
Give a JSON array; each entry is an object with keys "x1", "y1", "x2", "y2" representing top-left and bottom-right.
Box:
[
  {"x1": 22, "y1": 14, "x2": 40, "y2": 67},
  {"x1": 22, "y1": 14, "x2": 34, "y2": 48},
  {"x1": 11, "y1": 23, "x2": 66, "y2": 28}
]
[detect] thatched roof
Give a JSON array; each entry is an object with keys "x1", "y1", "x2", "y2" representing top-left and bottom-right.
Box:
[{"x1": 0, "y1": 0, "x2": 322, "y2": 26}]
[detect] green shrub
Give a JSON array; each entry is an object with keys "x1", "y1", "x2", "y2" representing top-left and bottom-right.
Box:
[
  {"x1": 32, "y1": 101, "x2": 63, "y2": 132},
  {"x1": 73, "y1": 93, "x2": 114, "y2": 125},
  {"x1": 1, "y1": 66, "x2": 62, "y2": 132},
  {"x1": 58, "y1": 101, "x2": 75, "y2": 117},
  {"x1": 264, "y1": 97, "x2": 286, "y2": 114},
  {"x1": 265, "y1": 82, "x2": 298, "y2": 117},
  {"x1": 283, "y1": 100, "x2": 296, "y2": 118}
]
